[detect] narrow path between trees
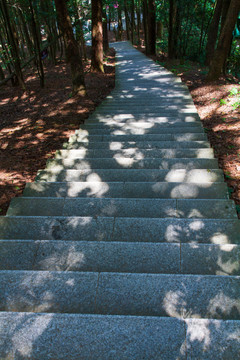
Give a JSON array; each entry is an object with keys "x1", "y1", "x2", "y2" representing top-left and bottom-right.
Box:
[{"x1": 0, "y1": 41, "x2": 239, "y2": 359}]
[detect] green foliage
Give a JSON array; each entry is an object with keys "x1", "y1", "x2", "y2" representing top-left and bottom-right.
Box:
[
  {"x1": 228, "y1": 87, "x2": 240, "y2": 110},
  {"x1": 219, "y1": 99, "x2": 227, "y2": 105},
  {"x1": 228, "y1": 40, "x2": 240, "y2": 78},
  {"x1": 229, "y1": 87, "x2": 239, "y2": 96}
]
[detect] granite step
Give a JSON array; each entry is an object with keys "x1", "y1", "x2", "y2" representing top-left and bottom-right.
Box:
[
  {"x1": 77, "y1": 126, "x2": 205, "y2": 134},
  {"x1": 65, "y1": 140, "x2": 211, "y2": 150},
  {"x1": 86, "y1": 114, "x2": 200, "y2": 123},
  {"x1": 1, "y1": 240, "x2": 239, "y2": 276},
  {"x1": 0, "y1": 271, "x2": 239, "y2": 319},
  {"x1": 38, "y1": 169, "x2": 223, "y2": 182},
  {"x1": 81, "y1": 121, "x2": 203, "y2": 129},
  {"x1": 1, "y1": 216, "x2": 239, "y2": 244},
  {"x1": 7, "y1": 198, "x2": 237, "y2": 219},
  {"x1": 1, "y1": 313, "x2": 239, "y2": 359},
  {"x1": 55, "y1": 148, "x2": 215, "y2": 159},
  {"x1": 45, "y1": 158, "x2": 218, "y2": 170},
  {"x1": 69, "y1": 133, "x2": 207, "y2": 142},
  {"x1": 24, "y1": 181, "x2": 228, "y2": 199}
]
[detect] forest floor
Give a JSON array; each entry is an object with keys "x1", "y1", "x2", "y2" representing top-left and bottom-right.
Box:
[
  {"x1": 135, "y1": 43, "x2": 240, "y2": 217},
  {"x1": 0, "y1": 47, "x2": 115, "y2": 216}
]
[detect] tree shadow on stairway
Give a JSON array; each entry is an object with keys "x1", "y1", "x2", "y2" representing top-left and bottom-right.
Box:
[{"x1": 0, "y1": 43, "x2": 240, "y2": 359}]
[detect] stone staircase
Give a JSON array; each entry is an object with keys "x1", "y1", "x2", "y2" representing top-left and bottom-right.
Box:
[{"x1": 0, "y1": 41, "x2": 239, "y2": 359}]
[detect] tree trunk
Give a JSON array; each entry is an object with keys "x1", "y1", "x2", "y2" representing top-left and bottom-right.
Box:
[
  {"x1": 220, "y1": 0, "x2": 231, "y2": 32},
  {"x1": 0, "y1": 63, "x2": 5, "y2": 81},
  {"x1": 130, "y1": 0, "x2": 135, "y2": 44},
  {"x1": 29, "y1": 0, "x2": 44, "y2": 88},
  {"x1": 168, "y1": 0, "x2": 178, "y2": 59},
  {"x1": 205, "y1": 0, "x2": 223, "y2": 65},
  {"x1": 18, "y1": 7, "x2": 34, "y2": 57},
  {"x1": 117, "y1": 5, "x2": 123, "y2": 41},
  {"x1": 198, "y1": 0, "x2": 207, "y2": 54},
  {"x1": 73, "y1": 0, "x2": 87, "y2": 60},
  {"x1": 103, "y1": 7, "x2": 109, "y2": 51},
  {"x1": 0, "y1": 0, "x2": 25, "y2": 89},
  {"x1": 91, "y1": 0, "x2": 104, "y2": 73},
  {"x1": 156, "y1": 22, "x2": 163, "y2": 39},
  {"x1": 0, "y1": 30, "x2": 14, "y2": 85},
  {"x1": 147, "y1": 0, "x2": 156, "y2": 55},
  {"x1": 207, "y1": 0, "x2": 240, "y2": 80},
  {"x1": 54, "y1": 0, "x2": 86, "y2": 95},
  {"x1": 142, "y1": 0, "x2": 148, "y2": 53},
  {"x1": 136, "y1": 2, "x2": 141, "y2": 44},
  {"x1": 108, "y1": 7, "x2": 111, "y2": 31},
  {"x1": 124, "y1": 0, "x2": 130, "y2": 40}
]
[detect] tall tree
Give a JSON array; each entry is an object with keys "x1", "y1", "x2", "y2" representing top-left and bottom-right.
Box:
[
  {"x1": 124, "y1": 0, "x2": 130, "y2": 40},
  {"x1": 117, "y1": 4, "x2": 123, "y2": 41},
  {"x1": 29, "y1": 0, "x2": 44, "y2": 87},
  {"x1": 207, "y1": 0, "x2": 240, "y2": 80},
  {"x1": 168, "y1": 0, "x2": 179, "y2": 59},
  {"x1": 91, "y1": 0, "x2": 104, "y2": 73},
  {"x1": 130, "y1": 0, "x2": 135, "y2": 44},
  {"x1": 0, "y1": 0, "x2": 25, "y2": 89},
  {"x1": 54, "y1": 0, "x2": 86, "y2": 95},
  {"x1": 103, "y1": 6, "x2": 109, "y2": 50},
  {"x1": 205, "y1": 0, "x2": 223, "y2": 65},
  {"x1": 147, "y1": 0, "x2": 156, "y2": 55},
  {"x1": 142, "y1": 0, "x2": 148, "y2": 52}
]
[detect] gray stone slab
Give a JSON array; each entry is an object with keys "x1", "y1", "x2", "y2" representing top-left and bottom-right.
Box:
[
  {"x1": 96, "y1": 273, "x2": 240, "y2": 318},
  {"x1": 84, "y1": 120, "x2": 201, "y2": 130},
  {"x1": 0, "y1": 240, "x2": 38, "y2": 270},
  {"x1": 1, "y1": 217, "x2": 239, "y2": 244},
  {"x1": 25, "y1": 181, "x2": 126, "y2": 198},
  {"x1": 123, "y1": 182, "x2": 228, "y2": 199},
  {"x1": 86, "y1": 114, "x2": 200, "y2": 124},
  {"x1": 65, "y1": 140, "x2": 211, "y2": 150},
  {"x1": 97, "y1": 101, "x2": 194, "y2": 109},
  {"x1": 70, "y1": 133, "x2": 207, "y2": 143},
  {"x1": 112, "y1": 218, "x2": 240, "y2": 244},
  {"x1": 0, "y1": 313, "x2": 187, "y2": 360},
  {"x1": 77, "y1": 126, "x2": 204, "y2": 135},
  {"x1": 0, "y1": 240, "x2": 180, "y2": 273},
  {"x1": 185, "y1": 318, "x2": 240, "y2": 359},
  {"x1": 181, "y1": 244, "x2": 240, "y2": 276},
  {"x1": 95, "y1": 107, "x2": 197, "y2": 114},
  {"x1": 176, "y1": 199, "x2": 237, "y2": 219},
  {"x1": 56, "y1": 148, "x2": 215, "y2": 159},
  {"x1": 0, "y1": 216, "x2": 114, "y2": 241},
  {"x1": 0, "y1": 270, "x2": 98, "y2": 313},
  {"x1": 35, "y1": 240, "x2": 180, "y2": 273},
  {"x1": 10, "y1": 198, "x2": 236, "y2": 219},
  {"x1": 23, "y1": 182, "x2": 67, "y2": 197},
  {"x1": 71, "y1": 133, "x2": 173, "y2": 142},
  {"x1": 82, "y1": 121, "x2": 203, "y2": 129},
  {"x1": 7, "y1": 197, "x2": 64, "y2": 216},
  {"x1": 62, "y1": 198, "x2": 177, "y2": 218},
  {"x1": 45, "y1": 158, "x2": 218, "y2": 171},
  {"x1": 6, "y1": 198, "x2": 177, "y2": 218},
  {"x1": 24, "y1": 181, "x2": 229, "y2": 199},
  {"x1": 40, "y1": 169, "x2": 223, "y2": 184}
]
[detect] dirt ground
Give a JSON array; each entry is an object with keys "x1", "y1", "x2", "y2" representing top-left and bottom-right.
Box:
[{"x1": 0, "y1": 46, "x2": 115, "y2": 216}]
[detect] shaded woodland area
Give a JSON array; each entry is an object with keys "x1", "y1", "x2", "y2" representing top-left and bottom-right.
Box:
[{"x1": 0, "y1": 0, "x2": 240, "y2": 215}]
